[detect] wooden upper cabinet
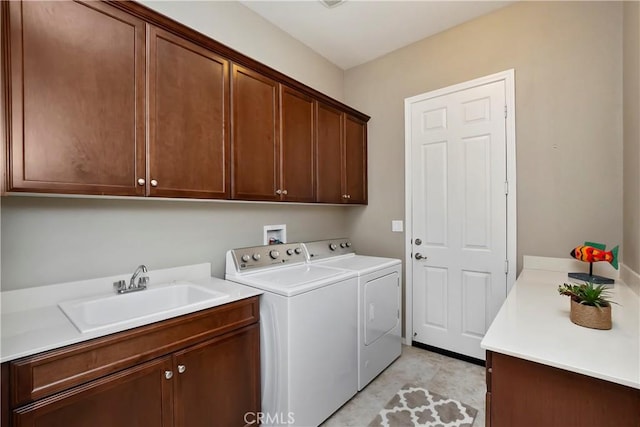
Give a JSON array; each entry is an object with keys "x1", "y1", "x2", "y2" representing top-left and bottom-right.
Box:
[
  {"x1": 231, "y1": 64, "x2": 279, "y2": 201},
  {"x1": 344, "y1": 114, "x2": 367, "y2": 204},
  {"x1": 6, "y1": 1, "x2": 146, "y2": 195},
  {"x1": 147, "y1": 26, "x2": 230, "y2": 199},
  {"x1": 316, "y1": 104, "x2": 368, "y2": 204},
  {"x1": 316, "y1": 102, "x2": 344, "y2": 204},
  {"x1": 279, "y1": 86, "x2": 315, "y2": 202},
  {"x1": 2, "y1": 0, "x2": 368, "y2": 203}
]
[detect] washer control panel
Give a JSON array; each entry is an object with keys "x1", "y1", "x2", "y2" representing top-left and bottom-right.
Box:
[
  {"x1": 303, "y1": 238, "x2": 354, "y2": 260},
  {"x1": 231, "y1": 243, "x2": 306, "y2": 271}
]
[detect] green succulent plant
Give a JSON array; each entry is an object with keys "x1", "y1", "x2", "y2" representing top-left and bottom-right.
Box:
[{"x1": 557, "y1": 282, "x2": 616, "y2": 308}]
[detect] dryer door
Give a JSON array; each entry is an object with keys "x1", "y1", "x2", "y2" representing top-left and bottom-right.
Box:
[{"x1": 364, "y1": 271, "x2": 400, "y2": 345}]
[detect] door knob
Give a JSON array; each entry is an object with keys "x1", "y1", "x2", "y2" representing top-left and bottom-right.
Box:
[
  {"x1": 137, "y1": 178, "x2": 145, "y2": 186},
  {"x1": 150, "y1": 179, "x2": 158, "y2": 187},
  {"x1": 415, "y1": 253, "x2": 427, "y2": 260},
  {"x1": 164, "y1": 370, "x2": 173, "y2": 380},
  {"x1": 178, "y1": 364, "x2": 186, "y2": 374}
]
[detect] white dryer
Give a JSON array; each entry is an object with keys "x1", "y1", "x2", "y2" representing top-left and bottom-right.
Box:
[
  {"x1": 302, "y1": 238, "x2": 402, "y2": 390},
  {"x1": 225, "y1": 243, "x2": 358, "y2": 427}
]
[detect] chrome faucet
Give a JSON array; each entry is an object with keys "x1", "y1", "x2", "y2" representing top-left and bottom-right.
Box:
[
  {"x1": 130, "y1": 265, "x2": 149, "y2": 289},
  {"x1": 114, "y1": 265, "x2": 149, "y2": 294}
]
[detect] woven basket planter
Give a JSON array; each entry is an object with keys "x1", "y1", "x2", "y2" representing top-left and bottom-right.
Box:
[{"x1": 570, "y1": 299, "x2": 612, "y2": 330}]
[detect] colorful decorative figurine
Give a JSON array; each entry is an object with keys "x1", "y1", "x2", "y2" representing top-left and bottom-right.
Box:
[
  {"x1": 568, "y1": 241, "x2": 618, "y2": 285},
  {"x1": 570, "y1": 243, "x2": 619, "y2": 269}
]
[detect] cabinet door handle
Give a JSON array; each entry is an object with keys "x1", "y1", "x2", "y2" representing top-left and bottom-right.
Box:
[
  {"x1": 178, "y1": 364, "x2": 186, "y2": 374},
  {"x1": 164, "y1": 370, "x2": 173, "y2": 380},
  {"x1": 137, "y1": 178, "x2": 145, "y2": 186},
  {"x1": 275, "y1": 189, "x2": 282, "y2": 195},
  {"x1": 342, "y1": 194, "x2": 348, "y2": 199},
  {"x1": 282, "y1": 190, "x2": 288, "y2": 195},
  {"x1": 150, "y1": 179, "x2": 158, "y2": 187}
]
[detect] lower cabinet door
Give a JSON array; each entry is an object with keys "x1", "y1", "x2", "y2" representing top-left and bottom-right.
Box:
[
  {"x1": 173, "y1": 324, "x2": 260, "y2": 427},
  {"x1": 12, "y1": 357, "x2": 174, "y2": 427}
]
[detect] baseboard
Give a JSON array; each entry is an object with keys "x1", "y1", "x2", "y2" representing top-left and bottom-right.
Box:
[
  {"x1": 620, "y1": 263, "x2": 640, "y2": 296},
  {"x1": 411, "y1": 341, "x2": 485, "y2": 367}
]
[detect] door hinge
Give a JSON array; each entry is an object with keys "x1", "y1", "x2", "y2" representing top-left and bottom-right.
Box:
[
  {"x1": 504, "y1": 181, "x2": 509, "y2": 195},
  {"x1": 504, "y1": 105, "x2": 507, "y2": 118},
  {"x1": 504, "y1": 260, "x2": 509, "y2": 274}
]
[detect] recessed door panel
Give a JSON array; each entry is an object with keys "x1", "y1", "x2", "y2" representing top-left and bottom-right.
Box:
[
  {"x1": 463, "y1": 134, "x2": 491, "y2": 249},
  {"x1": 424, "y1": 267, "x2": 448, "y2": 330},
  {"x1": 422, "y1": 142, "x2": 448, "y2": 247},
  {"x1": 461, "y1": 270, "x2": 490, "y2": 338}
]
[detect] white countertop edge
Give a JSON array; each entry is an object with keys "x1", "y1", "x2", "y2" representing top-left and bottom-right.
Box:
[{"x1": 1, "y1": 264, "x2": 263, "y2": 363}]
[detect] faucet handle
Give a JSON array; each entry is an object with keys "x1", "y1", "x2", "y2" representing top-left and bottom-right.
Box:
[
  {"x1": 113, "y1": 279, "x2": 127, "y2": 294},
  {"x1": 139, "y1": 275, "x2": 149, "y2": 288}
]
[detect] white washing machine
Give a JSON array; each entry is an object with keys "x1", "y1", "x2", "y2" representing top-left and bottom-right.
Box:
[
  {"x1": 225, "y1": 243, "x2": 358, "y2": 427},
  {"x1": 302, "y1": 238, "x2": 402, "y2": 390}
]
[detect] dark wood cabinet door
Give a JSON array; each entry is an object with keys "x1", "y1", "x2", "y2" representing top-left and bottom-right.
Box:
[
  {"x1": 6, "y1": 1, "x2": 145, "y2": 195},
  {"x1": 316, "y1": 102, "x2": 344, "y2": 203},
  {"x1": 344, "y1": 114, "x2": 367, "y2": 204},
  {"x1": 231, "y1": 65, "x2": 279, "y2": 201},
  {"x1": 280, "y1": 86, "x2": 315, "y2": 202},
  {"x1": 12, "y1": 357, "x2": 173, "y2": 427},
  {"x1": 174, "y1": 324, "x2": 260, "y2": 427},
  {"x1": 147, "y1": 26, "x2": 230, "y2": 199}
]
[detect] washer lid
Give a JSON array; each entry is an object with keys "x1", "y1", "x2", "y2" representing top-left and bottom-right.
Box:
[
  {"x1": 314, "y1": 255, "x2": 401, "y2": 275},
  {"x1": 227, "y1": 264, "x2": 356, "y2": 297}
]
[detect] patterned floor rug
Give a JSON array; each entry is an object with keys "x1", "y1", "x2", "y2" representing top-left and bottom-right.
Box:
[{"x1": 369, "y1": 384, "x2": 477, "y2": 427}]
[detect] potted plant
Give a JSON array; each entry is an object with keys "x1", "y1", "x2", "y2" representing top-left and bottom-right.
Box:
[{"x1": 557, "y1": 282, "x2": 615, "y2": 330}]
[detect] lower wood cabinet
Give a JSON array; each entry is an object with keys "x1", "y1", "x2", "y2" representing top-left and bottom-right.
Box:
[
  {"x1": 2, "y1": 297, "x2": 260, "y2": 427},
  {"x1": 12, "y1": 357, "x2": 174, "y2": 427},
  {"x1": 175, "y1": 325, "x2": 259, "y2": 427},
  {"x1": 486, "y1": 350, "x2": 640, "y2": 427}
]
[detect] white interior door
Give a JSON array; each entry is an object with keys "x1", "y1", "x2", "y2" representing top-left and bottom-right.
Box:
[{"x1": 410, "y1": 79, "x2": 509, "y2": 360}]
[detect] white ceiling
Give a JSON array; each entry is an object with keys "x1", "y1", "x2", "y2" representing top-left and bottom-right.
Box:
[{"x1": 240, "y1": 0, "x2": 514, "y2": 70}]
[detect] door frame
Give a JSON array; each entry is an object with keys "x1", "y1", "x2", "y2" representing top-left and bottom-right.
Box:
[{"x1": 403, "y1": 69, "x2": 517, "y2": 345}]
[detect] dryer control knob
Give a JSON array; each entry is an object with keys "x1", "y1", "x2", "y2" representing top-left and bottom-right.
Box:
[
  {"x1": 346, "y1": 241, "x2": 352, "y2": 247},
  {"x1": 329, "y1": 243, "x2": 337, "y2": 251},
  {"x1": 340, "y1": 243, "x2": 346, "y2": 248},
  {"x1": 252, "y1": 253, "x2": 261, "y2": 261},
  {"x1": 241, "y1": 254, "x2": 250, "y2": 263},
  {"x1": 269, "y1": 250, "x2": 280, "y2": 259},
  {"x1": 286, "y1": 249, "x2": 294, "y2": 256},
  {"x1": 294, "y1": 247, "x2": 302, "y2": 254}
]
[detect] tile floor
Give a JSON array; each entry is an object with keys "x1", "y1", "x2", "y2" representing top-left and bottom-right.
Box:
[{"x1": 321, "y1": 345, "x2": 486, "y2": 427}]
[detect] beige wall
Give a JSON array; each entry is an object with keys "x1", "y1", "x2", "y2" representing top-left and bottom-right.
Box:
[
  {"x1": 0, "y1": 2, "x2": 348, "y2": 290},
  {"x1": 344, "y1": 1, "x2": 624, "y2": 273},
  {"x1": 623, "y1": 1, "x2": 640, "y2": 276},
  {"x1": 1, "y1": 197, "x2": 349, "y2": 290}
]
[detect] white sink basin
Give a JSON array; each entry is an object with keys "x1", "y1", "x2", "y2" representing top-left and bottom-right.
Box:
[{"x1": 58, "y1": 282, "x2": 228, "y2": 333}]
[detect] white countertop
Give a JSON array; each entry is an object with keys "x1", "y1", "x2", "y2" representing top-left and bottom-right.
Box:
[
  {"x1": 1, "y1": 263, "x2": 262, "y2": 363},
  {"x1": 481, "y1": 258, "x2": 640, "y2": 389}
]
